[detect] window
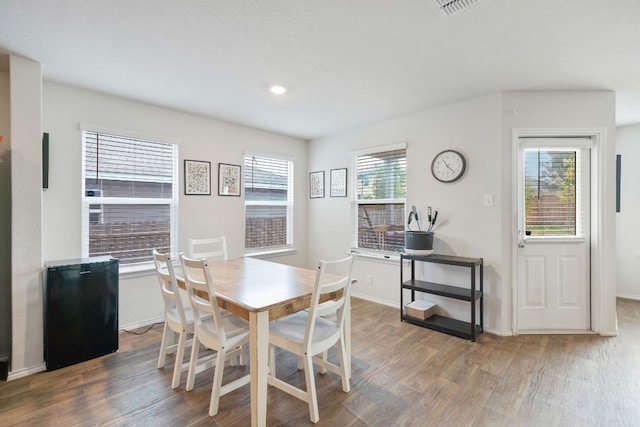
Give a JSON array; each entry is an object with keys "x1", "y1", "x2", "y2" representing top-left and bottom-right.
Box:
[
  {"x1": 524, "y1": 148, "x2": 581, "y2": 237},
  {"x1": 244, "y1": 154, "x2": 294, "y2": 252},
  {"x1": 353, "y1": 144, "x2": 407, "y2": 252},
  {"x1": 82, "y1": 130, "x2": 178, "y2": 267}
]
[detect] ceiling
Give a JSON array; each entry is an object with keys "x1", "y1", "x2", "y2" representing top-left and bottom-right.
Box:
[{"x1": 1, "y1": 0, "x2": 640, "y2": 140}]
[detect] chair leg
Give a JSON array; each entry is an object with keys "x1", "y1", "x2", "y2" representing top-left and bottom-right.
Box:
[
  {"x1": 302, "y1": 353, "x2": 320, "y2": 423},
  {"x1": 238, "y1": 343, "x2": 246, "y2": 365},
  {"x1": 209, "y1": 350, "x2": 226, "y2": 417},
  {"x1": 269, "y1": 345, "x2": 276, "y2": 378},
  {"x1": 185, "y1": 336, "x2": 201, "y2": 391},
  {"x1": 157, "y1": 323, "x2": 171, "y2": 368},
  {"x1": 318, "y1": 351, "x2": 328, "y2": 374},
  {"x1": 337, "y1": 339, "x2": 350, "y2": 393},
  {"x1": 171, "y1": 330, "x2": 187, "y2": 389}
]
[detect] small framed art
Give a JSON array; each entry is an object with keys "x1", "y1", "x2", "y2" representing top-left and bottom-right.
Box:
[
  {"x1": 184, "y1": 160, "x2": 211, "y2": 195},
  {"x1": 309, "y1": 171, "x2": 325, "y2": 198},
  {"x1": 330, "y1": 168, "x2": 347, "y2": 197},
  {"x1": 218, "y1": 163, "x2": 241, "y2": 196}
]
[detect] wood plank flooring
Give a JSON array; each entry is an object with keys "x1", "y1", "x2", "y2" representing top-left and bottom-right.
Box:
[{"x1": 1, "y1": 297, "x2": 639, "y2": 426}]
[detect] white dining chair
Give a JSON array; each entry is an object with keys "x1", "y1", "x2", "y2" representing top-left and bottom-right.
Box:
[
  {"x1": 187, "y1": 236, "x2": 228, "y2": 262},
  {"x1": 180, "y1": 254, "x2": 251, "y2": 417},
  {"x1": 153, "y1": 249, "x2": 195, "y2": 389},
  {"x1": 267, "y1": 254, "x2": 355, "y2": 423}
]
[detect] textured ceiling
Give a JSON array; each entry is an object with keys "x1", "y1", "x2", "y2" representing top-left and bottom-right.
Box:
[{"x1": 1, "y1": 0, "x2": 639, "y2": 139}]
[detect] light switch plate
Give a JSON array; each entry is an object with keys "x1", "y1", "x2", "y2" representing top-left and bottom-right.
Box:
[{"x1": 483, "y1": 194, "x2": 494, "y2": 207}]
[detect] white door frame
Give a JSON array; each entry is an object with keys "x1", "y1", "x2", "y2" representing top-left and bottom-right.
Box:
[{"x1": 512, "y1": 128, "x2": 607, "y2": 335}]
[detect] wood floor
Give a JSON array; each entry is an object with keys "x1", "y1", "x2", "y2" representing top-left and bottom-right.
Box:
[{"x1": 2, "y1": 297, "x2": 640, "y2": 426}]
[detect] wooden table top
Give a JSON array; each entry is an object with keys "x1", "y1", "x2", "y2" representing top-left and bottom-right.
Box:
[{"x1": 176, "y1": 257, "x2": 339, "y2": 322}]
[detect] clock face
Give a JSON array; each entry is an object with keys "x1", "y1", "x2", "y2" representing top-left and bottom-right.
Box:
[{"x1": 431, "y1": 150, "x2": 466, "y2": 183}]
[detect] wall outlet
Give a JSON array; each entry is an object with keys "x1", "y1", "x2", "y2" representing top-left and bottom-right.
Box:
[{"x1": 366, "y1": 275, "x2": 373, "y2": 286}]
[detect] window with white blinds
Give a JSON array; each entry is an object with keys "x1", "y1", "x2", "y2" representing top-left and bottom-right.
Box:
[
  {"x1": 244, "y1": 154, "x2": 293, "y2": 252},
  {"x1": 353, "y1": 145, "x2": 406, "y2": 252},
  {"x1": 524, "y1": 148, "x2": 580, "y2": 237},
  {"x1": 82, "y1": 130, "x2": 178, "y2": 266}
]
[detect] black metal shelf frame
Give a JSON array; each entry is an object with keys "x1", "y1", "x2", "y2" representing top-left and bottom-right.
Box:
[{"x1": 400, "y1": 254, "x2": 483, "y2": 341}]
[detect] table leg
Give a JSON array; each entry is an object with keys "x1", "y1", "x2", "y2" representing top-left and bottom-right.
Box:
[{"x1": 250, "y1": 310, "x2": 269, "y2": 427}]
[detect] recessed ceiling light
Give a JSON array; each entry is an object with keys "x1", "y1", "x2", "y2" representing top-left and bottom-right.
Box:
[{"x1": 269, "y1": 85, "x2": 287, "y2": 95}]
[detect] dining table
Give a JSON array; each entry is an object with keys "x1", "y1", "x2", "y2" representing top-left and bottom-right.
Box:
[{"x1": 175, "y1": 256, "x2": 351, "y2": 427}]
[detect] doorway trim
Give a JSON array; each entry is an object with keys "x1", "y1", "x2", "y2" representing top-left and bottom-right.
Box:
[{"x1": 511, "y1": 127, "x2": 609, "y2": 335}]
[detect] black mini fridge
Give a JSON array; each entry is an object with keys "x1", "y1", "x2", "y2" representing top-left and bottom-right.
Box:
[{"x1": 44, "y1": 256, "x2": 119, "y2": 371}]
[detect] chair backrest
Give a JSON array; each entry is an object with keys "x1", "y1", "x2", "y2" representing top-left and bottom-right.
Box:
[
  {"x1": 180, "y1": 254, "x2": 228, "y2": 344},
  {"x1": 153, "y1": 249, "x2": 188, "y2": 327},
  {"x1": 187, "y1": 236, "x2": 228, "y2": 262},
  {"x1": 305, "y1": 254, "x2": 355, "y2": 350}
]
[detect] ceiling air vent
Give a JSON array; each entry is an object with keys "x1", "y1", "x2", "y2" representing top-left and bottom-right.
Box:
[{"x1": 428, "y1": 0, "x2": 482, "y2": 18}]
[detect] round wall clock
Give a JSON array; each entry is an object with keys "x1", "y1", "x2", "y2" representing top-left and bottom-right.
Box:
[{"x1": 431, "y1": 150, "x2": 466, "y2": 183}]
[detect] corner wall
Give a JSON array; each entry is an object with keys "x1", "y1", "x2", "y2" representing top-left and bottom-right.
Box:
[
  {"x1": 308, "y1": 90, "x2": 617, "y2": 336},
  {"x1": 308, "y1": 94, "x2": 507, "y2": 333},
  {"x1": 10, "y1": 56, "x2": 43, "y2": 377},
  {"x1": 0, "y1": 60, "x2": 12, "y2": 377},
  {"x1": 616, "y1": 123, "x2": 640, "y2": 300}
]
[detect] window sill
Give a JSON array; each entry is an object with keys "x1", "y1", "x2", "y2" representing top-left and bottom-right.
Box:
[
  {"x1": 350, "y1": 249, "x2": 402, "y2": 264},
  {"x1": 245, "y1": 247, "x2": 298, "y2": 259},
  {"x1": 119, "y1": 261, "x2": 156, "y2": 279},
  {"x1": 524, "y1": 237, "x2": 586, "y2": 244}
]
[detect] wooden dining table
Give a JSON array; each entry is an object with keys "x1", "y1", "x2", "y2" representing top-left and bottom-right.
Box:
[{"x1": 175, "y1": 256, "x2": 351, "y2": 427}]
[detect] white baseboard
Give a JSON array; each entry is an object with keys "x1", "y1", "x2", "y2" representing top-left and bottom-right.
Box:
[
  {"x1": 119, "y1": 316, "x2": 164, "y2": 333},
  {"x1": 617, "y1": 293, "x2": 640, "y2": 301},
  {"x1": 7, "y1": 363, "x2": 46, "y2": 381},
  {"x1": 350, "y1": 293, "x2": 398, "y2": 308}
]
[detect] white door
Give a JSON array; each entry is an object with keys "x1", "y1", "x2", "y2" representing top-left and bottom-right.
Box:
[{"x1": 516, "y1": 138, "x2": 591, "y2": 332}]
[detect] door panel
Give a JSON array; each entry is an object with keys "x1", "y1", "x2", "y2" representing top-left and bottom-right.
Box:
[
  {"x1": 516, "y1": 138, "x2": 591, "y2": 332},
  {"x1": 524, "y1": 256, "x2": 545, "y2": 307}
]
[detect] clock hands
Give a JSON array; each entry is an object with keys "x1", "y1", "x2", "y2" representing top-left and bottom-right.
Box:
[{"x1": 441, "y1": 158, "x2": 456, "y2": 173}]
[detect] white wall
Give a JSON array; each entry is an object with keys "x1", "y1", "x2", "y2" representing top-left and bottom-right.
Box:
[
  {"x1": 0, "y1": 65, "x2": 11, "y2": 368},
  {"x1": 10, "y1": 56, "x2": 43, "y2": 377},
  {"x1": 1, "y1": 81, "x2": 309, "y2": 378},
  {"x1": 308, "y1": 94, "x2": 507, "y2": 333},
  {"x1": 308, "y1": 90, "x2": 618, "y2": 336},
  {"x1": 42, "y1": 82, "x2": 308, "y2": 327},
  {"x1": 616, "y1": 123, "x2": 640, "y2": 299}
]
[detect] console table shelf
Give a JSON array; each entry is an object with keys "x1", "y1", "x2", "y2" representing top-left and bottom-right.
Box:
[{"x1": 400, "y1": 254, "x2": 483, "y2": 341}]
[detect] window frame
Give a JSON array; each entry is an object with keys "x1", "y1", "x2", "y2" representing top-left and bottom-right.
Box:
[
  {"x1": 519, "y1": 138, "x2": 592, "y2": 244},
  {"x1": 80, "y1": 125, "x2": 179, "y2": 275},
  {"x1": 351, "y1": 143, "x2": 407, "y2": 255},
  {"x1": 243, "y1": 152, "x2": 294, "y2": 255}
]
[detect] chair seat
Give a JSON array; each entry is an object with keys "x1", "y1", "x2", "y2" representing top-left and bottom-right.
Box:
[
  {"x1": 198, "y1": 314, "x2": 250, "y2": 344},
  {"x1": 270, "y1": 312, "x2": 339, "y2": 347}
]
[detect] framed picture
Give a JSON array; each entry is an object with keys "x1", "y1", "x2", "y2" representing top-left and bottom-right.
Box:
[
  {"x1": 184, "y1": 160, "x2": 211, "y2": 195},
  {"x1": 309, "y1": 171, "x2": 325, "y2": 198},
  {"x1": 218, "y1": 163, "x2": 241, "y2": 196},
  {"x1": 330, "y1": 168, "x2": 347, "y2": 197}
]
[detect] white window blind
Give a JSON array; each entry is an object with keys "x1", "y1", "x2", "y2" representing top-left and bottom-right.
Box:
[
  {"x1": 82, "y1": 130, "x2": 178, "y2": 265},
  {"x1": 244, "y1": 154, "x2": 293, "y2": 252},
  {"x1": 353, "y1": 146, "x2": 406, "y2": 252},
  {"x1": 524, "y1": 148, "x2": 581, "y2": 237}
]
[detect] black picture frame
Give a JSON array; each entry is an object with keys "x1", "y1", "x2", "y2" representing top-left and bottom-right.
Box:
[
  {"x1": 330, "y1": 168, "x2": 347, "y2": 197},
  {"x1": 309, "y1": 171, "x2": 325, "y2": 198},
  {"x1": 184, "y1": 159, "x2": 211, "y2": 195},
  {"x1": 218, "y1": 163, "x2": 242, "y2": 196},
  {"x1": 616, "y1": 154, "x2": 621, "y2": 212}
]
